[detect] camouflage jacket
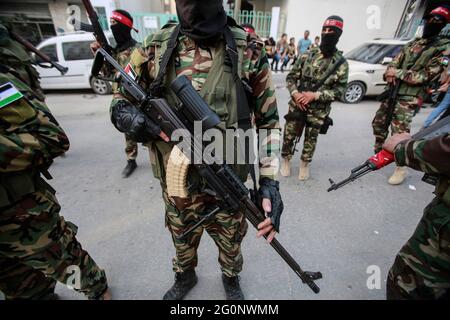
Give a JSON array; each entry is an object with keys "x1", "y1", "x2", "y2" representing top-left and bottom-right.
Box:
[
  {"x1": 0, "y1": 24, "x2": 44, "y2": 101},
  {"x1": 147, "y1": 26, "x2": 281, "y2": 180},
  {"x1": 111, "y1": 40, "x2": 148, "y2": 97},
  {"x1": 0, "y1": 67, "x2": 69, "y2": 174},
  {"x1": 389, "y1": 36, "x2": 450, "y2": 99},
  {"x1": 394, "y1": 134, "x2": 450, "y2": 206},
  {"x1": 286, "y1": 47, "x2": 349, "y2": 109}
]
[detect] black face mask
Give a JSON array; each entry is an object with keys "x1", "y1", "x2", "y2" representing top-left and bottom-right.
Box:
[
  {"x1": 175, "y1": 0, "x2": 227, "y2": 44},
  {"x1": 111, "y1": 23, "x2": 132, "y2": 49},
  {"x1": 422, "y1": 19, "x2": 445, "y2": 39},
  {"x1": 320, "y1": 32, "x2": 340, "y2": 57}
]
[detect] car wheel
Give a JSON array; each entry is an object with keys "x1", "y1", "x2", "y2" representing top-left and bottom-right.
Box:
[
  {"x1": 343, "y1": 81, "x2": 366, "y2": 104},
  {"x1": 90, "y1": 77, "x2": 111, "y2": 95}
]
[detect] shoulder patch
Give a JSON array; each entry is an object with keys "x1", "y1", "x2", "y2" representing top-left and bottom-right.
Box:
[{"x1": 0, "y1": 82, "x2": 23, "y2": 108}]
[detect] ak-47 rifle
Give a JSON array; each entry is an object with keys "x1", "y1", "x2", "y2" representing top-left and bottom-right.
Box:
[
  {"x1": 81, "y1": 0, "x2": 113, "y2": 78},
  {"x1": 327, "y1": 115, "x2": 450, "y2": 192},
  {"x1": 382, "y1": 80, "x2": 401, "y2": 133},
  {"x1": 81, "y1": 0, "x2": 112, "y2": 52},
  {"x1": 92, "y1": 47, "x2": 322, "y2": 294},
  {"x1": 9, "y1": 31, "x2": 68, "y2": 75}
]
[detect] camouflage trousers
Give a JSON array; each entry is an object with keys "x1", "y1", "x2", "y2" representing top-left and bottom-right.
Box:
[
  {"x1": 163, "y1": 190, "x2": 248, "y2": 277},
  {"x1": 281, "y1": 102, "x2": 331, "y2": 162},
  {"x1": 0, "y1": 185, "x2": 108, "y2": 300},
  {"x1": 386, "y1": 197, "x2": 450, "y2": 299},
  {"x1": 125, "y1": 134, "x2": 138, "y2": 160},
  {"x1": 372, "y1": 96, "x2": 419, "y2": 153}
]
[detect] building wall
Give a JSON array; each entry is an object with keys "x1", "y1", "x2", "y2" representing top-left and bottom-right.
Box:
[{"x1": 284, "y1": 0, "x2": 409, "y2": 53}]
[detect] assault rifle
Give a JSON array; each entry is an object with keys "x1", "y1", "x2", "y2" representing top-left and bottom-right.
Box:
[
  {"x1": 327, "y1": 115, "x2": 450, "y2": 192},
  {"x1": 81, "y1": 0, "x2": 112, "y2": 52},
  {"x1": 81, "y1": 0, "x2": 113, "y2": 78},
  {"x1": 92, "y1": 47, "x2": 322, "y2": 294},
  {"x1": 9, "y1": 31, "x2": 68, "y2": 75}
]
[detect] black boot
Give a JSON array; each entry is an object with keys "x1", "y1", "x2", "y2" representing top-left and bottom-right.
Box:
[
  {"x1": 122, "y1": 159, "x2": 137, "y2": 178},
  {"x1": 222, "y1": 274, "x2": 244, "y2": 300},
  {"x1": 163, "y1": 270, "x2": 198, "y2": 300}
]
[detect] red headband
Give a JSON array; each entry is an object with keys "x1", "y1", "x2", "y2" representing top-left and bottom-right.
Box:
[
  {"x1": 111, "y1": 11, "x2": 139, "y2": 32},
  {"x1": 430, "y1": 6, "x2": 450, "y2": 23},
  {"x1": 323, "y1": 19, "x2": 344, "y2": 30},
  {"x1": 243, "y1": 26, "x2": 255, "y2": 34}
]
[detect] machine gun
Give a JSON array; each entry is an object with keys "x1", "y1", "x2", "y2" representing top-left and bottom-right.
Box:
[
  {"x1": 92, "y1": 47, "x2": 322, "y2": 294},
  {"x1": 327, "y1": 115, "x2": 450, "y2": 192},
  {"x1": 9, "y1": 31, "x2": 68, "y2": 75}
]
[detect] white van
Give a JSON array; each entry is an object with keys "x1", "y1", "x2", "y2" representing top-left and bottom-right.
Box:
[{"x1": 35, "y1": 32, "x2": 115, "y2": 95}]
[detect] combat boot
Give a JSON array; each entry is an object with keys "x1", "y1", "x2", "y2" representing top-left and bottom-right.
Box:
[
  {"x1": 163, "y1": 269, "x2": 198, "y2": 300},
  {"x1": 121, "y1": 159, "x2": 137, "y2": 178},
  {"x1": 298, "y1": 160, "x2": 310, "y2": 180},
  {"x1": 222, "y1": 274, "x2": 244, "y2": 300},
  {"x1": 388, "y1": 166, "x2": 407, "y2": 185},
  {"x1": 280, "y1": 158, "x2": 291, "y2": 177}
]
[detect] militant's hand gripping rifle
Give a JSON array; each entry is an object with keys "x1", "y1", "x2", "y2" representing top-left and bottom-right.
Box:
[
  {"x1": 327, "y1": 115, "x2": 450, "y2": 192},
  {"x1": 81, "y1": 0, "x2": 113, "y2": 78},
  {"x1": 9, "y1": 31, "x2": 68, "y2": 75},
  {"x1": 92, "y1": 48, "x2": 322, "y2": 294}
]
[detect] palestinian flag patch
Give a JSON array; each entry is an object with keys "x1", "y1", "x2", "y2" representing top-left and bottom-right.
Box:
[
  {"x1": 0, "y1": 82, "x2": 23, "y2": 109},
  {"x1": 124, "y1": 63, "x2": 137, "y2": 80}
]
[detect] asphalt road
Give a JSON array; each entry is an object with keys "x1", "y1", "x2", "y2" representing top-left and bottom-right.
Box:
[{"x1": 39, "y1": 74, "x2": 435, "y2": 300}]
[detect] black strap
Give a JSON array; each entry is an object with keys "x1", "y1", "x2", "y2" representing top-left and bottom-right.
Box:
[
  {"x1": 150, "y1": 24, "x2": 181, "y2": 97},
  {"x1": 223, "y1": 27, "x2": 252, "y2": 131},
  {"x1": 310, "y1": 55, "x2": 346, "y2": 92}
]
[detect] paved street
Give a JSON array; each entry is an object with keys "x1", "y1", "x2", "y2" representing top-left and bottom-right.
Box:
[{"x1": 43, "y1": 73, "x2": 434, "y2": 300}]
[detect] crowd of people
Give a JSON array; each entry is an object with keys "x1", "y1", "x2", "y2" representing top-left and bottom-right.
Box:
[{"x1": 265, "y1": 29, "x2": 320, "y2": 72}]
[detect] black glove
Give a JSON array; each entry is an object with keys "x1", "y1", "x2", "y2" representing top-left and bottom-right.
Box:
[
  {"x1": 111, "y1": 100, "x2": 161, "y2": 143},
  {"x1": 258, "y1": 177, "x2": 284, "y2": 232}
]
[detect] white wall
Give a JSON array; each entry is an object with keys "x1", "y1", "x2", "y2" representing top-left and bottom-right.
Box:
[{"x1": 284, "y1": 0, "x2": 408, "y2": 53}]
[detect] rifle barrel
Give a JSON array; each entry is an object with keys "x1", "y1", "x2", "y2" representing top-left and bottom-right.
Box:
[{"x1": 10, "y1": 31, "x2": 68, "y2": 75}]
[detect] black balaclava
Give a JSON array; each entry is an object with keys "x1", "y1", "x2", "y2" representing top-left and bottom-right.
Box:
[
  {"x1": 175, "y1": 0, "x2": 227, "y2": 44},
  {"x1": 320, "y1": 15, "x2": 344, "y2": 57},
  {"x1": 111, "y1": 10, "x2": 134, "y2": 49},
  {"x1": 422, "y1": 6, "x2": 450, "y2": 39}
]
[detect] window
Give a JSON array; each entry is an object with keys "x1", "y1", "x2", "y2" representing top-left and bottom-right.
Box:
[
  {"x1": 62, "y1": 41, "x2": 93, "y2": 61},
  {"x1": 36, "y1": 44, "x2": 58, "y2": 63},
  {"x1": 345, "y1": 43, "x2": 405, "y2": 65}
]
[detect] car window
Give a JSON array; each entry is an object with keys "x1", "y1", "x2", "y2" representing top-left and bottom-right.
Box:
[
  {"x1": 385, "y1": 45, "x2": 403, "y2": 59},
  {"x1": 36, "y1": 44, "x2": 58, "y2": 63},
  {"x1": 345, "y1": 43, "x2": 404, "y2": 65},
  {"x1": 62, "y1": 41, "x2": 93, "y2": 61}
]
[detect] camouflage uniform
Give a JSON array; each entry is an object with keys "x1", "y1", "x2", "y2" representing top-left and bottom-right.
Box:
[
  {"x1": 0, "y1": 67, "x2": 108, "y2": 300},
  {"x1": 113, "y1": 26, "x2": 281, "y2": 277},
  {"x1": 372, "y1": 36, "x2": 450, "y2": 153},
  {"x1": 281, "y1": 48, "x2": 349, "y2": 162},
  {"x1": 0, "y1": 24, "x2": 44, "y2": 102},
  {"x1": 110, "y1": 42, "x2": 147, "y2": 161},
  {"x1": 387, "y1": 134, "x2": 450, "y2": 299}
]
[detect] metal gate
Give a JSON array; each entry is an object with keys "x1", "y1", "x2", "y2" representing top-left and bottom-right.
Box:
[{"x1": 131, "y1": 10, "x2": 272, "y2": 42}]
